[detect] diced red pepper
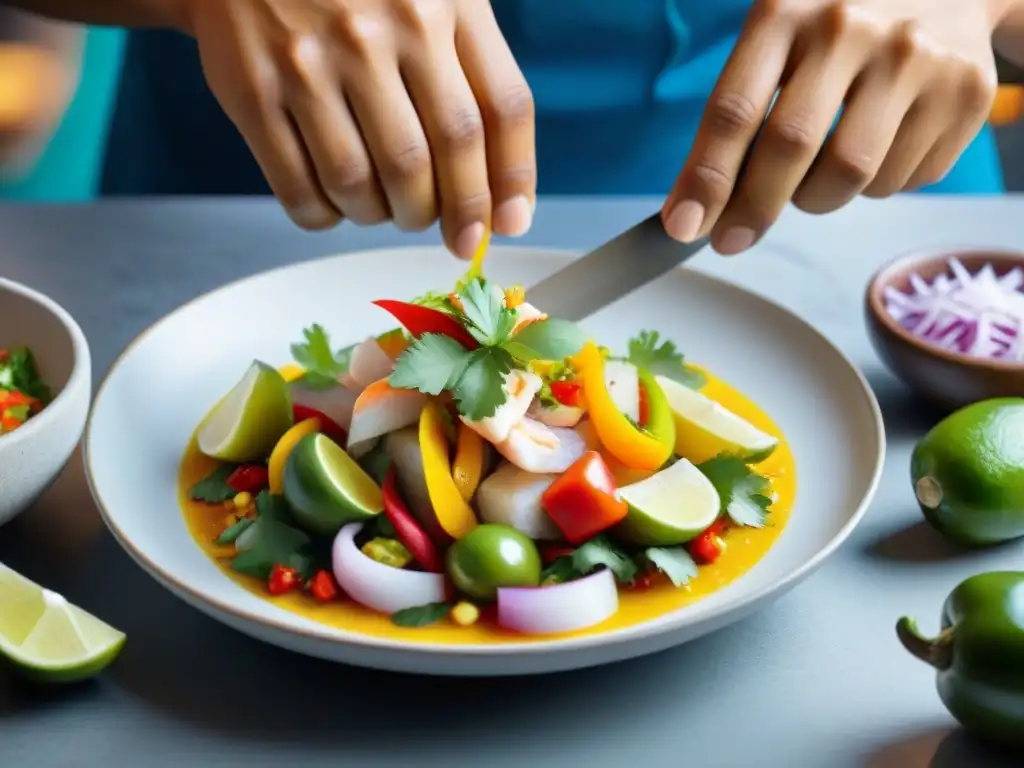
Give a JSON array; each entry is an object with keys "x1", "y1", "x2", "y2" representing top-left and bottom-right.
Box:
[
  {"x1": 538, "y1": 544, "x2": 575, "y2": 565},
  {"x1": 541, "y1": 451, "x2": 629, "y2": 545},
  {"x1": 549, "y1": 380, "x2": 582, "y2": 408},
  {"x1": 372, "y1": 299, "x2": 479, "y2": 350},
  {"x1": 292, "y1": 404, "x2": 348, "y2": 447},
  {"x1": 226, "y1": 464, "x2": 270, "y2": 494},
  {"x1": 268, "y1": 564, "x2": 300, "y2": 595},
  {"x1": 637, "y1": 385, "x2": 649, "y2": 428},
  {"x1": 309, "y1": 569, "x2": 339, "y2": 602},
  {"x1": 689, "y1": 519, "x2": 727, "y2": 564},
  {"x1": 381, "y1": 467, "x2": 444, "y2": 573},
  {"x1": 1, "y1": 416, "x2": 21, "y2": 432}
]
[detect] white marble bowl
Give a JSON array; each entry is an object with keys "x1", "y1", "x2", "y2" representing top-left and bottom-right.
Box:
[{"x1": 0, "y1": 277, "x2": 91, "y2": 527}]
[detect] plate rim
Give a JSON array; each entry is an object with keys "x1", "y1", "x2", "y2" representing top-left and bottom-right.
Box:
[{"x1": 83, "y1": 245, "x2": 886, "y2": 657}]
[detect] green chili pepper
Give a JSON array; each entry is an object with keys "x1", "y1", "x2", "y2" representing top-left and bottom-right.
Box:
[{"x1": 897, "y1": 571, "x2": 1024, "y2": 749}]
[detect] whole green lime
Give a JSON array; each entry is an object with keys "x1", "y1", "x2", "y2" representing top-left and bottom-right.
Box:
[
  {"x1": 445, "y1": 524, "x2": 542, "y2": 601},
  {"x1": 911, "y1": 397, "x2": 1024, "y2": 546}
]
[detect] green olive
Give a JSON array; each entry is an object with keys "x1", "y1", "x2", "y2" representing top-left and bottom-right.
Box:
[{"x1": 445, "y1": 524, "x2": 542, "y2": 601}]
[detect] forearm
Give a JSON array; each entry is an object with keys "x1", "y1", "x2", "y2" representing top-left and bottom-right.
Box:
[
  {"x1": 992, "y1": 0, "x2": 1024, "y2": 68},
  {"x1": 1, "y1": 0, "x2": 187, "y2": 31}
]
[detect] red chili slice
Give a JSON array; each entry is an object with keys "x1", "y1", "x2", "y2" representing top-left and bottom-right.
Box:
[
  {"x1": 292, "y1": 404, "x2": 348, "y2": 447},
  {"x1": 381, "y1": 467, "x2": 444, "y2": 573},
  {"x1": 372, "y1": 299, "x2": 479, "y2": 350}
]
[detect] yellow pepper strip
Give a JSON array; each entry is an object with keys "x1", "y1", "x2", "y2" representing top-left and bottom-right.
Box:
[
  {"x1": 277, "y1": 363, "x2": 305, "y2": 383},
  {"x1": 419, "y1": 402, "x2": 478, "y2": 539},
  {"x1": 574, "y1": 342, "x2": 672, "y2": 471},
  {"x1": 375, "y1": 328, "x2": 410, "y2": 361},
  {"x1": 452, "y1": 422, "x2": 486, "y2": 502},
  {"x1": 461, "y1": 226, "x2": 491, "y2": 283},
  {"x1": 268, "y1": 417, "x2": 321, "y2": 493}
]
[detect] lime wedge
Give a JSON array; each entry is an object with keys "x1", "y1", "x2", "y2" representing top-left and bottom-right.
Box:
[
  {"x1": 656, "y1": 374, "x2": 779, "y2": 464},
  {"x1": 615, "y1": 458, "x2": 721, "y2": 545},
  {"x1": 283, "y1": 432, "x2": 383, "y2": 536},
  {"x1": 0, "y1": 564, "x2": 125, "y2": 683},
  {"x1": 198, "y1": 360, "x2": 293, "y2": 462}
]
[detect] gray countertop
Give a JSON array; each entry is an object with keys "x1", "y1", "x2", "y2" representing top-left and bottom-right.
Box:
[{"x1": 1, "y1": 196, "x2": 1023, "y2": 767}]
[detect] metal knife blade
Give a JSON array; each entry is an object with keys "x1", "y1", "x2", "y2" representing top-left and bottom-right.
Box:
[{"x1": 525, "y1": 213, "x2": 709, "y2": 322}]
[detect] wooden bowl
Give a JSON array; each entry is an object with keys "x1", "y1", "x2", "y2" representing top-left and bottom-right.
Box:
[{"x1": 865, "y1": 247, "x2": 1024, "y2": 412}]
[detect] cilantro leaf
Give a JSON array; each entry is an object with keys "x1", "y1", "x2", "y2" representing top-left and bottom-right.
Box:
[
  {"x1": 697, "y1": 455, "x2": 773, "y2": 528},
  {"x1": 389, "y1": 333, "x2": 471, "y2": 396},
  {"x1": 572, "y1": 536, "x2": 639, "y2": 585},
  {"x1": 626, "y1": 330, "x2": 706, "y2": 390},
  {"x1": 411, "y1": 290, "x2": 455, "y2": 313},
  {"x1": 449, "y1": 347, "x2": 513, "y2": 421},
  {"x1": 230, "y1": 492, "x2": 312, "y2": 580},
  {"x1": 189, "y1": 464, "x2": 239, "y2": 503},
  {"x1": 540, "y1": 556, "x2": 578, "y2": 585},
  {"x1": 290, "y1": 324, "x2": 353, "y2": 388},
  {"x1": 644, "y1": 547, "x2": 698, "y2": 587},
  {"x1": 215, "y1": 517, "x2": 253, "y2": 545},
  {"x1": 459, "y1": 278, "x2": 516, "y2": 346},
  {"x1": 391, "y1": 602, "x2": 453, "y2": 627}
]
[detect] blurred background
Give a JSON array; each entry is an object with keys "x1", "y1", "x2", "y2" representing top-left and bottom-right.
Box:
[{"x1": 0, "y1": 18, "x2": 1022, "y2": 202}]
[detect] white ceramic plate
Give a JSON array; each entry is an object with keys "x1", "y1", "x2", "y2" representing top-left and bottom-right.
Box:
[{"x1": 84, "y1": 246, "x2": 884, "y2": 676}]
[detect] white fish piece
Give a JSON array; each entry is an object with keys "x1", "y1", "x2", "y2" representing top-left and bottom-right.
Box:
[
  {"x1": 475, "y1": 462, "x2": 563, "y2": 541},
  {"x1": 495, "y1": 417, "x2": 588, "y2": 474},
  {"x1": 460, "y1": 369, "x2": 542, "y2": 444},
  {"x1": 604, "y1": 359, "x2": 639, "y2": 422},
  {"x1": 288, "y1": 379, "x2": 358, "y2": 430},
  {"x1": 527, "y1": 398, "x2": 584, "y2": 428},
  {"x1": 512, "y1": 301, "x2": 548, "y2": 334},
  {"x1": 348, "y1": 338, "x2": 395, "y2": 389}
]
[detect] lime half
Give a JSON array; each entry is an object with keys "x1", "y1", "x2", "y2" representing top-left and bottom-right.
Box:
[
  {"x1": 615, "y1": 458, "x2": 721, "y2": 545},
  {"x1": 656, "y1": 374, "x2": 778, "y2": 464},
  {"x1": 0, "y1": 564, "x2": 125, "y2": 683},
  {"x1": 198, "y1": 360, "x2": 293, "y2": 462},
  {"x1": 283, "y1": 432, "x2": 383, "y2": 536}
]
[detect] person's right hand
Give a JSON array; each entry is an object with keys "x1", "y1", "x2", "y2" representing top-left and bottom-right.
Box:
[{"x1": 181, "y1": 0, "x2": 536, "y2": 258}]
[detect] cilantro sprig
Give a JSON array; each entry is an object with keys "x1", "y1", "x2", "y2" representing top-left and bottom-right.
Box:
[
  {"x1": 230, "y1": 492, "x2": 313, "y2": 579},
  {"x1": 697, "y1": 454, "x2": 773, "y2": 528},
  {"x1": 626, "y1": 330, "x2": 706, "y2": 390},
  {"x1": 189, "y1": 464, "x2": 239, "y2": 504},
  {"x1": 290, "y1": 324, "x2": 354, "y2": 389},
  {"x1": 388, "y1": 278, "x2": 535, "y2": 420},
  {"x1": 0, "y1": 347, "x2": 52, "y2": 403}
]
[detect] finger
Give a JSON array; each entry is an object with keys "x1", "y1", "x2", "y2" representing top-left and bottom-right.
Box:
[
  {"x1": 903, "y1": 66, "x2": 995, "y2": 191},
  {"x1": 792, "y1": 43, "x2": 925, "y2": 214},
  {"x1": 662, "y1": 9, "x2": 793, "y2": 243},
  {"x1": 281, "y1": 39, "x2": 389, "y2": 225},
  {"x1": 402, "y1": 44, "x2": 490, "y2": 260},
  {"x1": 456, "y1": 1, "x2": 536, "y2": 238},
  {"x1": 862, "y1": 96, "x2": 949, "y2": 198},
  {"x1": 712, "y1": 38, "x2": 872, "y2": 256},
  {"x1": 345, "y1": 61, "x2": 436, "y2": 232}
]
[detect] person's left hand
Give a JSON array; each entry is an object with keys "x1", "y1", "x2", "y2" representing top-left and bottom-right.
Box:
[{"x1": 661, "y1": 0, "x2": 1003, "y2": 254}]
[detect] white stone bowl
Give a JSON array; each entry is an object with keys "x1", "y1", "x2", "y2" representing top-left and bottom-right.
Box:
[{"x1": 0, "y1": 277, "x2": 91, "y2": 527}]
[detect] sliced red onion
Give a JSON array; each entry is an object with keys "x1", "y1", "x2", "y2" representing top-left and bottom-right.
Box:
[
  {"x1": 332, "y1": 522, "x2": 446, "y2": 614},
  {"x1": 497, "y1": 568, "x2": 618, "y2": 635},
  {"x1": 883, "y1": 257, "x2": 1024, "y2": 361}
]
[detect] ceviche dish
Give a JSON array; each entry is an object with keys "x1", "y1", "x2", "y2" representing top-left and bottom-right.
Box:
[
  {"x1": 0, "y1": 346, "x2": 51, "y2": 436},
  {"x1": 179, "y1": 271, "x2": 796, "y2": 642}
]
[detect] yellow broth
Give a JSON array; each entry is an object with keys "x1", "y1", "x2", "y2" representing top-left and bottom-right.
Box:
[{"x1": 179, "y1": 370, "x2": 795, "y2": 644}]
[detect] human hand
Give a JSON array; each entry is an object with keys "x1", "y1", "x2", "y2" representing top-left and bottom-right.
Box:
[
  {"x1": 662, "y1": 0, "x2": 1002, "y2": 254},
  {"x1": 182, "y1": 0, "x2": 536, "y2": 258}
]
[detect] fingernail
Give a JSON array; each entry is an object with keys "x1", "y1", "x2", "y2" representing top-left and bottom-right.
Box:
[
  {"x1": 493, "y1": 195, "x2": 533, "y2": 237},
  {"x1": 715, "y1": 226, "x2": 757, "y2": 256},
  {"x1": 664, "y1": 200, "x2": 704, "y2": 242},
  {"x1": 454, "y1": 222, "x2": 486, "y2": 260}
]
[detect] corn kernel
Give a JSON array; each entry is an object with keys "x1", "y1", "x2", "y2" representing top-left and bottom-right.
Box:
[
  {"x1": 223, "y1": 514, "x2": 238, "y2": 528},
  {"x1": 450, "y1": 601, "x2": 480, "y2": 627},
  {"x1": 233, "y1": 492, "x2": 252, "y2": 509}
]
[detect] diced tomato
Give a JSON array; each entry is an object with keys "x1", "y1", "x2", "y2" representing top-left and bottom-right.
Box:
[
  {"x1": 226, "y1": 464, "x2": 270, "y2": 494},
  {"x1": 549, "y1": 380, "x2": 582, "y2": 408},
  {"x1": 268, "y1": 565, "x2": 300, "y2": 595},
  {"x1": 541, "y1": 451, "x2": 629, "y2": 544},
  {"x1": 381, "y1": 467, "x2": 444, "y2": 572},
  {"x1": 538, "y1": 544, "x2": 575, "y2": 565},
  {"x1": 372, "y1": 299, "x2": 479, "y2": 350},
  {"x1": 309, "y1": 570, "x2": 339, "y2": 602},
  {"x1": 689, "y1": 519, "x2": 727, "y2": 564},
  {"x1": 292, "y1": 404, "x2": 348, "y2": 447},
  {"x1": 637, "y1": 385, "x2": 649, "y2": 428}
]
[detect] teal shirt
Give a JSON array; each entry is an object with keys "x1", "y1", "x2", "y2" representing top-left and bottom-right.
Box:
[{"x1": 101, "y1": 0, "x2": 1004, "y2": 196}]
